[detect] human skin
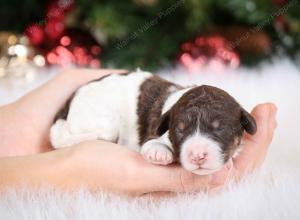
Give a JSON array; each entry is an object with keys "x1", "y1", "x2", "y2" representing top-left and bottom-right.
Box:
[{"x1": 0, "y1": 69, "x2": 277, "y2": 196}]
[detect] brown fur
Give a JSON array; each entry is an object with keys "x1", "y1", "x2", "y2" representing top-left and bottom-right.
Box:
[{"x1": 137, "y1": 76, "x2": 183, "y2": 145}]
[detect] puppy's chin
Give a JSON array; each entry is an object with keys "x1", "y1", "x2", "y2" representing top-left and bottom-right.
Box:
[{"x1": 190, "y1": 167, "x2": 221, "y2": 175}]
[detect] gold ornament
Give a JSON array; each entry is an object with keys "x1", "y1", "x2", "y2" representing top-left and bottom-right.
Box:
[{"x1": 0, "y1": 32, "x2": 45, "y2": 81}]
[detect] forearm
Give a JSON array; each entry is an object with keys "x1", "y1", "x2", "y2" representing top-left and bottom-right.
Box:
[{"x1": 0, "y1": 148, "x2": 73, "y2": 190}]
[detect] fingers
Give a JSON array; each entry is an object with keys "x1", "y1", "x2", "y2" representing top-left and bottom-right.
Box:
[
  {"x1": 233, "y1": 103, "x2": 277, "y2": 178},
  {"x1": 156, "y1": 162, "x2": 235, "y2": 193},
  {"x1": 61, "y1": 68, "x2": 129, "y2": 86},
  {"x1": 244, "y1": 103, "x2": 277, "y2": 146},
  {"x1": 139, "y1": 161, "x2": 228, "y2": 193},
  {"x1": 209, "y1": 159, "x2": 234, "y2": 187}
]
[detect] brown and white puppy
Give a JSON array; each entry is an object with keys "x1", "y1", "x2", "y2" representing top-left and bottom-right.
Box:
[{"x1": 50, "y1": 70, "x2": 256, "y2": 175}]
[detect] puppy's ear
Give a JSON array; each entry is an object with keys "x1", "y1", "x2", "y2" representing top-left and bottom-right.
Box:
[
  {"x1": 156, "y1": 111, "x2": 170, "y2": 136},
  {"x1": 241, "y1": 108, "x2": 257, "y2": 135}
]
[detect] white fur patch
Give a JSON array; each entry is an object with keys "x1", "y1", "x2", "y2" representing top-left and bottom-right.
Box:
[
  {"x1": 162, "y1": 87, "x2": 193, "y2": 114},
  {"x1": 180, "y1": 131, "x2": 224, "y2": 175}
]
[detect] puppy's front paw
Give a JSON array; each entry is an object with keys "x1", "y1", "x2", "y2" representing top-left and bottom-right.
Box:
[{"x1": 141, "y1": 142, "x2": 174, "y2": 165}]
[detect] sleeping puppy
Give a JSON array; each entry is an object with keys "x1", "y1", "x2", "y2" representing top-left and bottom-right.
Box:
[{"x1": 50, "y1": 70, "x2": 257, "y2": 175}]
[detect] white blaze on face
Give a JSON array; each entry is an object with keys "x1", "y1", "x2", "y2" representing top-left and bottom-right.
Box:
[{"x1": 179, "y1": 132, "x2": 224, "y2": 175}]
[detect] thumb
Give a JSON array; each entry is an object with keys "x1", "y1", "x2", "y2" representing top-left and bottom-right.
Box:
[{"x1": 233, "y1": 103, "x2": 277, "y2": 178}]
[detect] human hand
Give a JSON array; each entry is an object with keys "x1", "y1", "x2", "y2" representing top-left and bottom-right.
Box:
[
  {"x1": 65, "y1": 103, "x2": 277, "y2": 196},
  {"x1": 0, "y1": 68, "x2": 277, "y2": 196},
  {"x1": 0, "y1": 68, "x2": 128, "y2": 157},
  {"x1": 0, "y1": 103, "x2": 276, "y2": 195}
]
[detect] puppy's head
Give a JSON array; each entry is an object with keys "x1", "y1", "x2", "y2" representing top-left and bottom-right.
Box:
[{"x1": 157, "y1": 85, "x2": 257, "y2": 175}]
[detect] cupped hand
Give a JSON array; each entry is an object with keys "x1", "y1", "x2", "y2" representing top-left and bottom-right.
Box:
[
  {"x1": 66, "y1": 103, "x2": 277, "y2": 196},
  {"x1": 0, "y1": 68, "x2": 277, "y2": 195},
  {"x1": 0, "y1": 68, "x2": 128, "y2": 156}
]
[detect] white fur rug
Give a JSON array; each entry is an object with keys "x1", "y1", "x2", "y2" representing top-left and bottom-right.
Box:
[{"x1": 1, "y1": 59, "x2": 300, "y2": 220}]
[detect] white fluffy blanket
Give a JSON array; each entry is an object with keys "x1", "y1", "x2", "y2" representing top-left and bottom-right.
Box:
[{"x1": 0, "y1": 59, "x2": 300, "y2": 220}]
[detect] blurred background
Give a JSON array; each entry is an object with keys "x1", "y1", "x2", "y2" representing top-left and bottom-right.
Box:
[
  {"x1": 1, "y1": 2, "x2": 300, "y2": 219},
  {"x1": 0, "y1": 0, "x2": 300, "y2": 78}
]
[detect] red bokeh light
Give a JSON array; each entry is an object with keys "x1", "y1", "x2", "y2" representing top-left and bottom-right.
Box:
[
  {"x1": 179, "y1": 35, "x2": 240, "y2": 72},
  {"x1": 60, "y1": 36, "x2": 71, "y2": 46}
]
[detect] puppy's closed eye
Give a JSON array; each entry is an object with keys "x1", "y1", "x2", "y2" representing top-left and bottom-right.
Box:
[
  {"x1": 211, "y1": 120, "x2": 220, "y2": 129},
  {"x1": 178, "y1": 121, "x2": 186, "y2": 131}
]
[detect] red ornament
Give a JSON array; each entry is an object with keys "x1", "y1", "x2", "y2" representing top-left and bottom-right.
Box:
[
  {"x1": 25, "y1": 24, "x2": 45, "y2": 46},
  {"x1": 24, "y1": 0, "x2": 100, "y2": 69},
  {"x1": 45, "y1": 28, "x2": 102, "y2": 68},
  {"x1": 45, "y1": 19, "x2": 65, "y2": 40},
  {"x1": 178, "y1": 35, "x2": 240, "y2": 72}
]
